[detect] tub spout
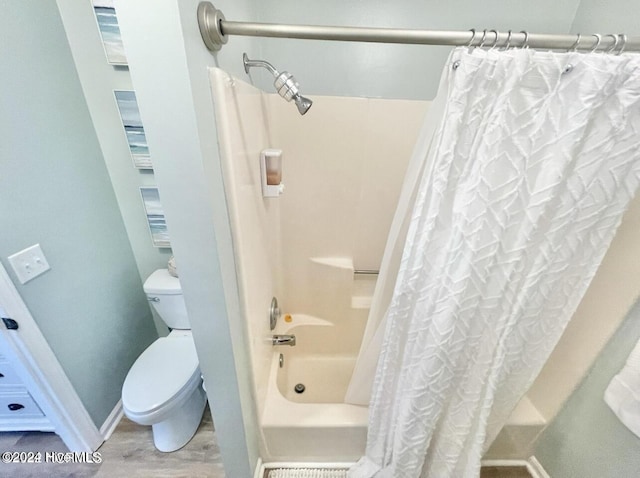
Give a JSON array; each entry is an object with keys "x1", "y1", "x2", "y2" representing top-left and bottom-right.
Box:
[{"x1": 272, "y1": 334, "x2": 296, "y2": 346}]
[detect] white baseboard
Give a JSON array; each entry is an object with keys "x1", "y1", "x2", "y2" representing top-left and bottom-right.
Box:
[
  {"x1": 255, "y1": 458, "x2": 264, "y2": 478},
  {"x1": 527, "y1": 456, "x2": 551, "y2": 478},
  {"x1": 0, "y1": 417, "x2": 55, "y2": 433},
  {"x1": 99, "y1": 399, "x2": 123, "y2": 440},
  {"x1": 481, "y1": 459, "x2": 530, "y2": 467}
]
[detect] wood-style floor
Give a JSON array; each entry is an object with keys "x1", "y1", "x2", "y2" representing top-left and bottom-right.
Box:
[
  {"x1": 480, "y1": 466, "x2": 532, "y2": 477},
  {"x1": 0, "y1": 406, "x2": 532, "y2": 477},
  {"x1": 0, "y1": 405, "x2": 225, "y2": 477}
]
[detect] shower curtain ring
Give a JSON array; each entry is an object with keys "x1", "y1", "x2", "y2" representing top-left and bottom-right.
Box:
[
  {"x1": 605, "y1": 34, "x2": 619, "y2": 53},
  {"x1": 519, "y1": 31, "x2": 530, "y2": 49},
  {"x1": 479, "y1": 29, "x2": 488, "y2": 48},
  {"x1": 590, "y1": 34, "x2": 602, "y2": 52},
  {"x1": 502, "y1": 30, "x2": 512, "y2": 51},
  {"x1": 466, "y1": 28, "x2": 477, "y2": 48},
  {"x1": 488, "y1": 30, "x2": 500, "y2": 50},
  {"x1": 617, "y1": 34, "x2": 627, "y2": 55},
  {"x1": 569, "y1": 33, "x2": 581, "y2": 52}
]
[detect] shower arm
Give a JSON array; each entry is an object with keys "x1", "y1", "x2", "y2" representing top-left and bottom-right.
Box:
[
  {"x1": 242, "y1": 53, "x2": 314, "y2": 115},
  {"x1": 243, "y1": 53, "x2": 279, "y2": 77}
]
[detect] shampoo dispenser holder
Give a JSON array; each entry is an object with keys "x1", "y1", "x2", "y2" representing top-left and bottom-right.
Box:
[{"x1": 260, "y1": 149, "x2": 284, "y2": 198}]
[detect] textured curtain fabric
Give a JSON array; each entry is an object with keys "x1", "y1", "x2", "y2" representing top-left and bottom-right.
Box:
[{"x1": 348, "y1": 47, "x2": 640, "y2": 478}]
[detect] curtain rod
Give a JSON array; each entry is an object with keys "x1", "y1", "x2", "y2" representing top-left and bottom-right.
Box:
[{"x1": 197, "y1": 2, "x2": 640, "y2": 53}]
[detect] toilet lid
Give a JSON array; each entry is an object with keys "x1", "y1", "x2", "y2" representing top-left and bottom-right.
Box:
[{"x1": 122, "y1": 336, "x2": 200, "y2": 416}]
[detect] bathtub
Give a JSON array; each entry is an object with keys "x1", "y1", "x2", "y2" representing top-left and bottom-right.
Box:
[
  {"x1": 261, "y1": 315, "x2": 546, "y2": 462},
  {"x1": 262, "y1": 315, "x2": 368, "y2": 461}
]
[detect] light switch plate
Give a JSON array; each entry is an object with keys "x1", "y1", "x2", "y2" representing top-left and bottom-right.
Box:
[{"x1": 8, "y1": 244, "x2": 51, "y2": 284}]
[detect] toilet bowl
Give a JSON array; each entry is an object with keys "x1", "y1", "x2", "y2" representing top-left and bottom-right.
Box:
[{"x1": 121, "y1": 269, "x2": 207, "y2": 452}]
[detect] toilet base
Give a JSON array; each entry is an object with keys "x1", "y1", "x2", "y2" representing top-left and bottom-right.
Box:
[{"x1": 152, "y1": 384, "x2": 207, "y2": 452}]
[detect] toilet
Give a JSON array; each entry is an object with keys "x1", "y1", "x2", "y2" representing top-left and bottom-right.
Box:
[{"x1": 122, "y1": 269, "x2": 206, "y2": 452}]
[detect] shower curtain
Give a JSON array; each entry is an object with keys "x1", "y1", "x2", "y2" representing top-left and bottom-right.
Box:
[{"x1": 346, "y1": 47, "x2": 640, "y2": 478}]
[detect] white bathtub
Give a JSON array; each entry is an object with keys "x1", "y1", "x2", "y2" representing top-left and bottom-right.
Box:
[
  {"x1": 261, "y1": 315, "x2": 546, "y2": 462},
  {"x1": 262, "y1": 315, "x2": 368, "y2": 461}
]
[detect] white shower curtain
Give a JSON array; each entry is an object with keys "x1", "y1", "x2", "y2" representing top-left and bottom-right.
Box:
[{"x1": 347, "y1": 47, "x2": 640, "y2": 478}]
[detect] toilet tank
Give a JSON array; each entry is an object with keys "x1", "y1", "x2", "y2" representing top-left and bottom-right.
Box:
[{"x1": 143, "y1": 269, "x2": 190, "y2": 329}]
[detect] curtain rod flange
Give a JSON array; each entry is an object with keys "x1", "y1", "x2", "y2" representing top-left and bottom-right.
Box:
[{"x1": 197, "y1": 2, "x2": 228, "y2": 51}]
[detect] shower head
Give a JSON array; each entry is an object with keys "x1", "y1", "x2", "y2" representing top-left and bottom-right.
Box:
[
  {"x1": 243, "y1": 53, "x2": 313, "y2": 115},
  {"x1": 273, "y1": 71, "x2": 313, "y2": 115},
  {"x1": 294, "y1": 94, "x2": 313, "y2": 116}
]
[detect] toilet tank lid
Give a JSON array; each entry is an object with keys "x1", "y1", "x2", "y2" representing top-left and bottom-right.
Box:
[{"x1": 144, "y1": 269, "x2": 182, "y2": 295}]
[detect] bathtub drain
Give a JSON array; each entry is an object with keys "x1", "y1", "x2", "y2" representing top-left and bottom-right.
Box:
[{"x1": 294, "y1": 383, "x2": 306, "y2": 394}]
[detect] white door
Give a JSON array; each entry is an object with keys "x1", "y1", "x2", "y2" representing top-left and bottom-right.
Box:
[{"x1": 0, "y1": 264, "x2": 102, "y2": 451}]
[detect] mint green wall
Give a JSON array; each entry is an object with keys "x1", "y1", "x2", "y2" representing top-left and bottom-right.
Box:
[
  {"x1": 570, "y1": 0, "x2": 640, "y2": 34},
  {"x1": 116, "y1": 1, "x2": 260, "y2": 475},
  {"x1": 0, "y1": 0, "x2": 158, "y2": 427},
  {"x1": 55, "y1": 0, "x2": 173, "y2": 338},
  {"x1": 534, "y1": 300, "x2": 640, "y2": 477}
]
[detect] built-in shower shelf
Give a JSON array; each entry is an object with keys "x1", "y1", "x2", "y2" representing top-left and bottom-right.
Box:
[
  {"x1": 351, "y1": 296, "x2": 372, "y2": 309},
  {"x1": 309, "y1": 257, "x2": 353, "y2": 270},
  {"x1": 308, "y1": 256, "x2": 377, "y2": 313}
]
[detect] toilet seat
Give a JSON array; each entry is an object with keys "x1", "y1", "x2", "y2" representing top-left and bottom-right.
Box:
[{"x1": 122, "y1": 336, "x2": 200, "y2": 421}]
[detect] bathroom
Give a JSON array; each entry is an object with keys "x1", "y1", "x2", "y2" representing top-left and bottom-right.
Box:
[{"x1": 2, "y1": 0, "x2": 640, "y2": 477}]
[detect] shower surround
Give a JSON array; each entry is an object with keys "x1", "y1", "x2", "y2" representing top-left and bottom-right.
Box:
[{"x1": 208, "y1": 68, "x2": 640, "y2": 462}]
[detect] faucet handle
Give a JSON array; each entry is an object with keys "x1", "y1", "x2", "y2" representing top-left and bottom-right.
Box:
[{"x1": 269, "y1": 297, "x2": 280, "y2": 331}]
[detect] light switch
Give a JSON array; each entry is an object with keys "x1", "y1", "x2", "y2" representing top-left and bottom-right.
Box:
[{"x1": 8, "y1": 244, "x2": 51, "y2": 284}]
